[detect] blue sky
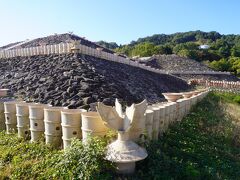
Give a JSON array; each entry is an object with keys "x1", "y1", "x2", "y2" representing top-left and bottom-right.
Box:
[{"x1": 0, "y1": 0, "x2": 239, "y2": 46}]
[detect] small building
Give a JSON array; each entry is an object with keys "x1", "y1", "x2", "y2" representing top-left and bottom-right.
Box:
[{"x1": 199, "y1": 44, "x2": 210, "y2": 49}]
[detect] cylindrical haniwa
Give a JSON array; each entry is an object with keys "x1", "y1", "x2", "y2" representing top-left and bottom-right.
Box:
[
  {"x1": 158, "y1": 106, "x2": 165, "y2": 135},
  {"x1": 61, "y1": 109, "x2": 87, "y2": 149},
  {"x1": 0, "y1": 99, "x2": 13, "y2": 131},
  {"x1": 29, "y1": 104, "x2": 49, "y2": 142},
  {"x1": 81, "y1": 112, "x2": 109, "y2": 142},
  {"x1": 44, "y1": 106, "x2": 65, "y2": 148},
  {"x1": 163, "y1": 103, "x2": 170, "y2": 132},
  {"x1": 4, "y1": 101, "x2": 22, "y2": 134},
  {"x1": 152, "y1": 103, "x2": 165, "y2": 136},
  {"x1": 148, "y1": 106, "x2": 160, "y2": 140},
  {"x1": 169, "y1": 102, "x2": 177, "y2": 123},
  {"x1": 185, "y1": 98, "x2": 191, "y2": 115},
  {"x1": 155, "y1": 102, "x2": 168, "y2": 134},
  {"x1": 176, "y1": 99, "x2": 186, "y2": 121},
  {"x1": 16, "y1": 102, "x2": 34, "y2": 138},
  {"x1": 144, "y1": 109, "x2": 153, "y2": 140},
  {"x1": 190, "y1": 95, "x2": 197, "y2": 107}
]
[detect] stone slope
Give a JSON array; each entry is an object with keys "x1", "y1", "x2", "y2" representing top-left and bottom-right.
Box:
[
  {"x1": 1, "y1": 33, "x2": 113, "y2": 53},
  {"x1": 0, "y1": 54, "x2": 190, "y2": 110},
  {"x1": 0, "y1": 41, "x2": 22, "y2": 50},
  {"x1": 142, "y1": 54, "x2": 212, "y2": 71},
  {"x1": 141, "y1": 54, "x2": 239, "y2": 81}
]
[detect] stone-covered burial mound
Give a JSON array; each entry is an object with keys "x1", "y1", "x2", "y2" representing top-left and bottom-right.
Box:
[{"x1": 0, "y1": 53, "x2": 190, "y2": 110}]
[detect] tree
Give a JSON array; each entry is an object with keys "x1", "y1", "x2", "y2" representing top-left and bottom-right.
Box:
[
  {"x1": 231, "y1": 45, "x2": 240, "y2": 57},
  {"x1": 96, "y1": 41, "x2": 119, "y2": 49},
  {"x1": 229, "y1": 57, "x2": 240, "y2": 76},
  {"x1": 154, "y1": 45, "x2": 172, "y2": 55},
  {"x1": 209, "y1": 59, "x2": 231, "y2": 71},
  {"x1": 131, "y1": 42, "x2": 155, "y2": 57}
]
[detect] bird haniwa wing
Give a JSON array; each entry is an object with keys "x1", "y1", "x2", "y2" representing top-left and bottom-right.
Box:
[
  {"x1": 115, "y1": 99, "x2": 124, "y2": 118},
  {"x1": 125, "y1": 104, "x2": 135, "y2": 132},
  {"x1": 97, "y1": 102, "x2": 123, "y2": 131}
]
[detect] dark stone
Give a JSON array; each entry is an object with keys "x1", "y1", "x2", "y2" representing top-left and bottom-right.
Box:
[
  {"x1": 83, "y1": 97, "x2": 95, "y2": 105},
  {"x1": 79, "y1": 104, "x2": 90, "y2": 110},
  {"x1": 77, "y1": 91, "x2": 90, "y2": 98},
  {"x1": 0, "y1": 52, "x2": 194, "y2": 108},
  {"x1": 102, "y1": 98, "x2": 113, "y2": 106},
  {"x1": 67, "y1": 87, "x2": 73, "y2": 94}
]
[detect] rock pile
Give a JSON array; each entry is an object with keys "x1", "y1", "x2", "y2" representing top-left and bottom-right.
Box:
[
  {"x1": 1, "y1": 33, "x2": 113, "y2": 53},
  {"x1": 141, "y1": 54, "x2": 239, "y2": 81},
  {"x1": 142, "y1": 54, "x2": 212, "y2": 71},
  {"x1": 0, "y1": 41, "x2": 22, "y2": 50},
  {"x1": 0, "y1": 54, "x2": 190, "y2": 110}
]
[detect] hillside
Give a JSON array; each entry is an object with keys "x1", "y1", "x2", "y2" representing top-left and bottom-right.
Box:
[
  {"x1": 141, "y1": 54, "x2": 212, "y2": 71},
  {"x1": 0, "y1": 53, "x2": 189, "y2": 109},
  {"x1": 1, "y1": 32, "x2": 239, "y2": 82},
  {"x1": 139, "y1": 54, "x2": 239, "y2": 81},
  {"x1": 0, "y1": 33, "x2": 114, "y2": 53},
  {"x1": 114, "y1": 30, "x2": 240, "y2": 77}
]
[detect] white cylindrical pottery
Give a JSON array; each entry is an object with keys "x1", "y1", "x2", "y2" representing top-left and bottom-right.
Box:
[
  {"x1": 81, "y1": 112, "x2": 109, "y2": 142},
  {"x1": 158, "y1": 106, "x2": 165, "y2": 134},
  {"x1": 61, "y1": 109, "x2": 87, "y2": 149},
  {"x1": 44, "y1": 106, "x2": 64, "y2": 148},
  {"x1": 190, "y1": 95, "x2": 197, "y2": 106},
  {"x1": 176, "y1": 99, "x2": 186, "y2": 121},
  {"x1": 29, "y1": 104, "x2": 49, "y2": 142},
  {"x1": 4, "y1": 101, "x2": 22, "y2": 134},
  {"x1": 0, "y1": 99, "x2": 14, "y2": 131},
  {"x1": 144, "y1": 109, "x2": 153, "y2": 140},
  {"x1": 0, "y1": 100, "x2": 5, "y2": 131},
  {"x1": 163, "y1": 104, "x2": 170, "y2": 131},
  {"x1": 148, "y1": 106, "x2": 160, "y2": 140},
  {"x1": 164, "y1": 103, "x2": 174, "y2": 125},
  {"x1": 16, "y1": 102, "x2": 34, "y2": 138},
  {"x1": 185, "y1": 99, "x2": 191, "y2": 115},
  {"x1": 170, "y1": 102, "x2": 177, "y2": 123},
  {"x1": 152, "y1": 103, "x2": 166, "y2": 136}
]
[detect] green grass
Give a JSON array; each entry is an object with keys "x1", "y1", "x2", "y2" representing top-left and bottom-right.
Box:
[
  {"x1": 135, "y1": 92, "x2": 240, "y2": 179},
  {"x1": 214, "y1": 92, "x2": 240, "y2": 104},
  {"x1": 0, "y1": 135, "x2": 114, "y2": 180},
  {"x1": 0, "y1": 92, "x2": 240, "y2": 179}
]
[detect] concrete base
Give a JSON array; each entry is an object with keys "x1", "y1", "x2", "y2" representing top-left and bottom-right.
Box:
[{"x1": 116, "y1": 162, "x2": 136, "y2": 174}]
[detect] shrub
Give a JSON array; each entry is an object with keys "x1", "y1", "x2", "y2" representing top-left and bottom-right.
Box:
[{"x1": 233, "y1": 96, "x2": 240, "y2": 104}]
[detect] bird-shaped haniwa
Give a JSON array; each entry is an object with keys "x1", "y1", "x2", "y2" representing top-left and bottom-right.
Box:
[
  {"x1": 97, "y1": 99, "x2": 148, "y2": 175},
  {"x1": 97, "y1": 99, "x2": 147, "y2": 132}
]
